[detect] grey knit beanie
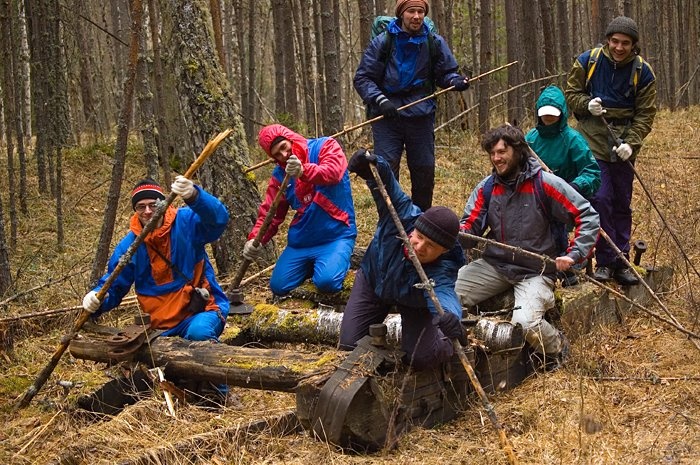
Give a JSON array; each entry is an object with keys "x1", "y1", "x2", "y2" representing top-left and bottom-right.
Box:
[
  {"x1": 414, "y1": 206, "x2": 459, "y2": 250},
  {"x1": 605, "y1": 16, "x2": 639, "y2": 43}
]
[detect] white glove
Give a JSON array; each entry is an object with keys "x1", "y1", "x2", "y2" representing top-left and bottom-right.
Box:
[
  {"x1": 82, "y1": 290, "x2": 102, "y2": 313},
  {"x1": 171, "y1": 175, "x2": 196, "y2": 200},
  {"x1": 587, "y1": 97, "x2": 606, "y2": 116},
  {"x1": 242, "y1": 239, "x2": 263, "y2": 261},
  {"x1": 613, "y1": 143, "x2": 633, "y2": 161},
  {"x1": 285, "y1": 155, "x2": 303, "y2": 178}
]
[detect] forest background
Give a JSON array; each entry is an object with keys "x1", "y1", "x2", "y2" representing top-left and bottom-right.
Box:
[{"x1": 0, "y1": 1, "x2": 699, "y2": 463}]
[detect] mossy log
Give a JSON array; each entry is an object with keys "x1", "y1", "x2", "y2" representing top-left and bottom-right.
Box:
[
  {"x1": 69, "y1": 334, "x2": 343, "y2": 392},
  {"x1": 225, "y1": 303, "x2": 402, "y2": 346}
]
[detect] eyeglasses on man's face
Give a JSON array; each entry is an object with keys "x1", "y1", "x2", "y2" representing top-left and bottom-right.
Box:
[{"x1": 135, "y1": 201, "x2": 158, "y2": 213}]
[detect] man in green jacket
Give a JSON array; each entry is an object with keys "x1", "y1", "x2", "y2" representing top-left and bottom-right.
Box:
[{"x1": 565, "y1": 16, "x2": 657, "y2": 285}]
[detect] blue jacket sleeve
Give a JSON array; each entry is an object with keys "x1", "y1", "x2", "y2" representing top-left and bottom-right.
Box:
[
  {"x1": 92, "y1": 235, "x2": 137, "y2": 316},
  {"x1": 183, "y1": 185, "x2": 230, "y2": 247},
  {"x1": 432, "y1": 34, "x2": 462, "y2": 89},
  {"x1": 365, "y1": 156, "x2": 422, "y2": 224},
  {"x1": 353, "y1": 34, "x2": 389, "y2": 105}
]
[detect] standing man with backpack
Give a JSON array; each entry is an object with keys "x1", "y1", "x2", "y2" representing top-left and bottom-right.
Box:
[
  {"x1": 455, "y1": 125, "x2": 599, "y2": 370},
  {"x1": 565, "y1": 16, "x2": 657, "y2": 285},
  {"x1": 353, "y1": 0, "x2": 470, "y2": 212}
]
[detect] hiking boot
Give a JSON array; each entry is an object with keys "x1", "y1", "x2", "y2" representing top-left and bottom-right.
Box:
[
  {"x1": 613, "y1": 267, "x2": 640, "y2": 286},
  {"x1": 543, "y1": 332, "x2": 570, "y2": 372},
  {"x1": 593, "y1": 266, "x2": 613, "y2": 281}
]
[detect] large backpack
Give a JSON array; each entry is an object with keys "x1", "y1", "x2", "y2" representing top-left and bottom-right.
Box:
[
  {"x1": 370, "y1": 16, "x2": 439, "y2": 92},
  {"x1": 585, "y1": 46, "x2": 644, "y2": 98},
  {"x1": 480, "y1": 171, "x2": 569, "y2": 253}
]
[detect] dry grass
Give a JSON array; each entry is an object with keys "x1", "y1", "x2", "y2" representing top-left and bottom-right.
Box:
[{"x1": 1, "y1": 109, "x2": 700, "y2": 464}]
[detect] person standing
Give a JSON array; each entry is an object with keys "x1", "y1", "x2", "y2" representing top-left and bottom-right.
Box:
[
  {"x1": 455, "y1": 125, "x2": 599, "y2": 370},
  {"x1": 339, "y1": 150, "x2": 466, "y2": 370},
  {"x1": 243, "y1": 124, "x2": 357, "y2": 296},
  {"x1": 353, "y1": 0, "x2": 470, "y2": 212},
  {"x1": 565, "y1": 16, "x2": 657, "y2": 285}
]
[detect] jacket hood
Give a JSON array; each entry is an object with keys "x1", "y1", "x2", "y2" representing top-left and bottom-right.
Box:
[
  {"x1": 257, "y1": 124, "x2": 309, "y2": 163},
  {"x1": 535, "y1": 85, "x2": 569, "y2": 136}
]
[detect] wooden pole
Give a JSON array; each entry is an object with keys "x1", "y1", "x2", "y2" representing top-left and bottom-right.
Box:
[
  {"x1": 368, "y1": 161, "x2": 519, "y2": 465},
  {"x1": 14, "y1": 129, "x2": 233, "y2": 410},
  {"x1": 242, "y1": 62, "x2": 518, "y2": 174}
]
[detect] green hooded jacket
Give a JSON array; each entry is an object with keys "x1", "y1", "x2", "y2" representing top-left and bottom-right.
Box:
[{"x1": 525, "y1": 86, "x2": 601, "y2": 199}]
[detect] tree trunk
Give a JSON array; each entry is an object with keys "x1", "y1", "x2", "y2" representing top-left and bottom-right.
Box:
[
  {"x1": 245, "y1": 0, "x2": 257, "y2": 140},
  {"x1": 55, "y1": 146, "x2": 64, "y2": 249},
  {"x1": 298, "y1": 0, "x2": 317, "y2": 131},
  {"x1": 477, "y1": 0, "x2": 491, "y2": 132},
  {"x1": 89, "y1": 0, "x2": 143, "y2": 286},
  {"x1": 321, "y1": 0, "x2": 343, "y2": 133},
  {"x1": 357, "y1": 0, "x2": 373, "y2": 50},
  {"x1": 539, "y1": 0, "x2": 556, "y2": 74},
  {"x1": 0, "y1": 0, "x2": 17, "y2": 249},
  {"x1": 146, "y1": 0, "x2": 172, "y2": 188},
  {"x1": 313, "y1": 0, "x2": 326, "y2": 132},
  {"x1": 557, "y1": 0, "x2": 571, "y2": 81},
  {"x1": 208, "y1": 0, "x2": 226, "y2": 71},
  {"x1": 505, "y1": 0, "x2": 522, "y2": 125},
  {"x1": 271, "y1": 0, "x2": 286, "y2": 114},
  {"x1": 157, "y1": 0, "x2": 266, "y2": 275},
  {"x1": 136, "y1": 17, "x2": 159, "y2": 180},
  {"x1": 282, "y1": 0, "x2": 299, "y2": 121},
  {"x1": 0, "y1": 193, "x2": 11, "y2": 295}
]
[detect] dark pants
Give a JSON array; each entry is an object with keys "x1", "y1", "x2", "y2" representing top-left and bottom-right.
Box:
[
  {"x1": 338, "y1": 269, "x2": 454, "y2": 370},
  {"x1": 592, "y1": 159, "x2": 635, "y2": 268},
  {"x1": 372, "y1": 114, "x2": 436, "y2": 212}
]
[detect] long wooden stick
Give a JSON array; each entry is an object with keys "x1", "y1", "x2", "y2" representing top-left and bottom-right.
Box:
[
  {"x1": 368, "y1": 162, "x2": 519, "y2": 465},
  {"x1": 242, "y1": 62, "x2": 518, "y2": 174},
  {"x1": 458, "y1": 231, "x2": 700, "y2": 340},
  {"x1": 14, "y1": 129, "x2": 233, "y2": 410},
  {"x1": 228, "y1": 173, "x2": 291, "y2": 289}
]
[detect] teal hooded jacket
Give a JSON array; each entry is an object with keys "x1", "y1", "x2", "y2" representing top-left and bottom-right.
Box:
[{"x1": 525, "y1": 85, "x2": 601, "y2": 199}]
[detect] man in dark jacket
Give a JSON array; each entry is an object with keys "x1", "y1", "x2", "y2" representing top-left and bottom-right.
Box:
[
  {"x1": 353, "y1": 0, "x2": 469, "y2": 212},
  {"x1": 455, "y1": 125, "x2": 600, "y2": 369},
  {"x1": 565, "y1": 16, "x2": 656, "y2": 285},
  {"x1": 339, "y1": 150, "x2": 466, "y2": 371}
]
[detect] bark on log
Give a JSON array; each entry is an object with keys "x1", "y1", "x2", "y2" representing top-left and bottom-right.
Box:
[{"x1": 69, "y1": 335, "x2": 342, "y2": 392}]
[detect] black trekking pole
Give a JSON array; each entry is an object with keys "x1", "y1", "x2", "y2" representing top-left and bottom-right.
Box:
[{"x1": 367, "y1": 158, "x2": 519, "y2": 465}]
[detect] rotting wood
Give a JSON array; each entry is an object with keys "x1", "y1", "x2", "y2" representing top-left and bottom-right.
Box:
[{"x1": 69, "y1": 334, "x2": 342, "y2": 392}]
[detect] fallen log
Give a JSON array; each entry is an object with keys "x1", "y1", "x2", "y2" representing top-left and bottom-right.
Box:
[{"x1": 69, "y1": 334, "x2": 343, "y2": 392}]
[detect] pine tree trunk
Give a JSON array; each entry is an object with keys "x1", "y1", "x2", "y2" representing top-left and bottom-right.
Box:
[
  {"x1": 157, "y1": 0, "x2": 269, "y2": 275},
  {"x1": 90, "y1": 0, "x2": 143, "y2": 285},
  {"x1": 0, "y1": 0, "x2": 18, "y2": 248},
  {"x1": 321, "y1": 0, "x2": 343, "y2": 133},
  {"x1": 478, "y1": 0, "x2": 491, "y2": 132},
  {"x1": 136, "y1": 21, "x2": 159, "y2": 180}
]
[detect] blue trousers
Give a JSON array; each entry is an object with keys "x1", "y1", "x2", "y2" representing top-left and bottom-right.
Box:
[
  {"x1": 372, "y1": 115, "x2": 436, "y2": 212},
  {"x1": 338, "y1": 269, "x2": 454, "y2": 371},
  {"x1": 270, "y1": 238, "x2": 355, "y2": 295},
  {"x1": 592, "y1": 159, "x2": 635, "y2": 268},
  {"x1": 161, "y1": 310, "x2": 224, "y2": 341}
]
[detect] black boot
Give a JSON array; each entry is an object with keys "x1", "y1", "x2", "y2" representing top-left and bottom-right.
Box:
[{"x1": 613, "y1": 267, "x2": 640, "y2": 285}]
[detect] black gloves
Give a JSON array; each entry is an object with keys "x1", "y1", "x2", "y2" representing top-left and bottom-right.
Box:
[
  {"x1": 451, "y1": 76, "x2": 470, "y2": 92},
  {"x1": 348, "y1": 149, "x2": 378, "y2": 180},
  {"x1": 435, "y1": 312, "x2": 467, "y2": 345},
  {"x1": 375, "y1": 95, "x2": 399, "y2": 119}
]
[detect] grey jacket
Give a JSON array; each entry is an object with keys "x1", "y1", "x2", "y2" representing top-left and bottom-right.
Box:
[{"x1": 460, "y1": 157, "x2": 600, "y2": 281}]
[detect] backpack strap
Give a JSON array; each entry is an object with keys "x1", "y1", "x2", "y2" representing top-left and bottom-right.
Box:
[
  {"x1": 626, "y1": 55, "x2": 643, "y2": 98},
  {"x1": 480, "y1": 175, "x2": 495, "y2": 230},
  {"x1": 584, "y1": 47, "x2": 603, "y2": 91}
]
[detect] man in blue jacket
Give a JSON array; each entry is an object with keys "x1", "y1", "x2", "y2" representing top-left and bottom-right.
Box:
[
  {"x1": 353, "y1": 0, "x2": 469, "y2": 212},
  {"x1": 339, "y1": 150, "x2": 466, "y2": 371},
  {"x1": 82, "y1": 176, "x2": 230, "y2": 340}
]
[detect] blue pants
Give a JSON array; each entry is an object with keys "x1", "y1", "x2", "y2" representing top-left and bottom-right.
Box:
[
  {"x1": 270, "y1": 238, "x2": 355, "y2": 295},
  {"x1": 372, "y1": 115, "x2": 436, "y2": 212},
  {"x1": 161, "y1": 310, "x2": 224, "y2": 341},
  {"x1": 591, "y1": 160, "x2": 635, "y2": 268},
  {"x1": 338, "y1": 269, "x2": 454, "y2": 371}
]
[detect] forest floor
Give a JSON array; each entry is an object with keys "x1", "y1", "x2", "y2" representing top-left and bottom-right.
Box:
[{"x1": 1, "y1": 108, "x2": 699, "y2": 464}]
